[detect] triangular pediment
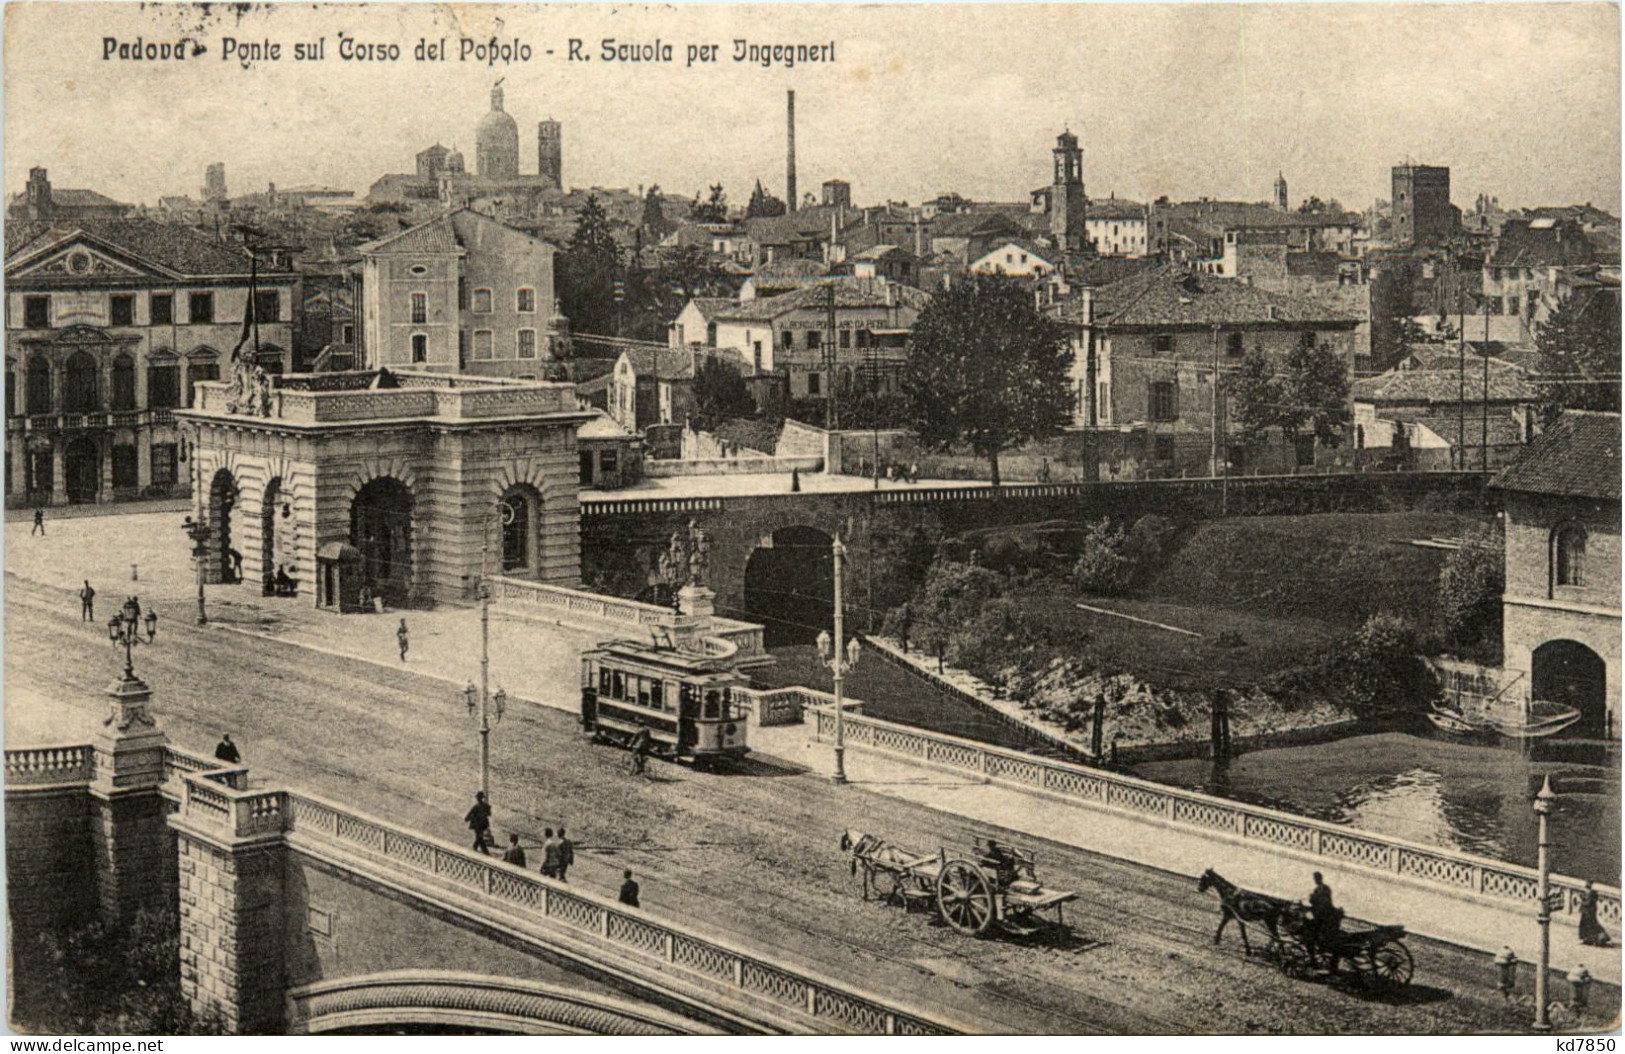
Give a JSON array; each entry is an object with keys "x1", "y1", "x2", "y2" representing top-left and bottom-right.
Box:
[{"x1": 8, "y1": 238, "x2": 160, "y2": 281}]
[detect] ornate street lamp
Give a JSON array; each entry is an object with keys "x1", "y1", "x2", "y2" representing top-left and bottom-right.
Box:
[
  {"x1": 816, "y1": 534, "x2": 861, "y2": 785},
  {"x1": 107, "y1": 595, "x2": 154, "y2": 683},
  {"x1": 463, "y1": 499, "x2": 516, "y2": 802},
  {"x1": 1532, "y1": 775, "x2": 1557, "y2": 1031},
  {"x1": 181, "y1": 515, "x2": 213, "y2": 625}
]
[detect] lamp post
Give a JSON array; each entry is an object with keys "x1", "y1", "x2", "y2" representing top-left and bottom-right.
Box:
[
  {"x1": 816, "y1": 534, "x2": 860, "y2": 785},
  {"x1": 463, "y1": 499, "x2": 515, "y2": 801},
  {"x1": 107, "y1": 595, "x2": 154, "y2": 682},
  {"x1": 181, "y1": 515, "x2": 212, "y2": 625},
  {"x1": 1532, "y1": 774, "x2": 1556, "y2": 1031}
]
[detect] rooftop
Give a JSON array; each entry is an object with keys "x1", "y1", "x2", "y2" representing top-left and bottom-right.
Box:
[
  {"x1": 5, "y1": 219, "x2": 291, "y2": 278},
  {"x1": 1489, "y1": 218, "x2": 1599, "y2": 269},
  {"x1": 1492, "y1": 410, "x2": 1621, "y2": 501},
  {"x1": 716, "y1": 278, "x2": 931, "y2": 322},
  {"x1": 1354, "y1": 355, "x2": 1539, "y2": 404},
  {"x1": 1054, "y1": 265, "x2": 1360, "y2": 328}
]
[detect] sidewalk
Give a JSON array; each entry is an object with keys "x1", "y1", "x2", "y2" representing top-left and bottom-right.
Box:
[
  {"x1": 4, "y1": 497, "x2": 192, "y2": 523},
  {"x1": 758, "y1": 722, "x2": 1622, "y2": 988}
]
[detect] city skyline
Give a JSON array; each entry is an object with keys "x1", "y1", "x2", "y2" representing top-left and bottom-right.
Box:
[{"x1": 4, "y1": 3, "x2": 1620, "y2": 215}]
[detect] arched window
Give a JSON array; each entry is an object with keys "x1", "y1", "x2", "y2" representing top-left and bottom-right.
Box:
[
  {"x1": 147, "y1": 353, "x2": 180, "y2": 410},
  {"x1": 498, "y1": 486, "x2": 540, "y2": 573},
  {"x1": 1555, "y1": 523, "x2": 1587, "y2": 588},
  {"x1": 111, "y1": 354, "x2": 136, "y2": 411},
  {"x1": 64, "y1": 351, "x2": 98, "y2": 413},
  {"x1": 25, "y1": 356, "x2": 51, "y2": 415}
]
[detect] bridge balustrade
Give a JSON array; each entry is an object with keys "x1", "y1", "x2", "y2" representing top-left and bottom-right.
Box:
[
  {"x1": 164, "y1": 767, "x2": 958, "y2": 1035},
  {"x1": 4, "y1": 744, "x2": 94, "y2": 786},
  {"x1": 810, "y1": 707, "x2": 1622, "y2": 929}
]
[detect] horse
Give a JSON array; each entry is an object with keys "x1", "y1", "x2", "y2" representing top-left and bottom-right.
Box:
[
  {"x1": 1196, "y1": 868, "x2": 1293, "y2": 955},
  {"x1": 840, "y1": 829, "x2": 921, "y2": 903}
]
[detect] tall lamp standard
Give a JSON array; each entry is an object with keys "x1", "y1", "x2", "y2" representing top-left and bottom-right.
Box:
[
  {"x1": 1532, "y1": 775, "x2": 1557, "y2": 1031},
  {"x1": 816, "y1": 534, "x2": 861, "y2": 785},
  {"x1": 181, "y1": 516, "x2": 212, "y2": 625},
  {"x1": 107, "y1": 596, "x2": 155, "y2": 682},
  {"x1": 461, "y1": 499, "x2": 514, "y2": 801}
]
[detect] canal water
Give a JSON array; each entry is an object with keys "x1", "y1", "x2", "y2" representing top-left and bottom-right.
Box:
[{"x1": 759, "y1": 645, "x2": 1621, "y2": 884}]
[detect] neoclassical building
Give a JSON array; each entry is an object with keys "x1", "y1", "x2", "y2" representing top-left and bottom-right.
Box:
[
  {"x1": 5, "y1": 219, "x2": 296, "y2": 506},
  {"x1": 176, "y1": 368, "x2": 592, "y2": 605},
  {"x1": 1495, "y1": 410, "x2": 1620, "y2": 739}
]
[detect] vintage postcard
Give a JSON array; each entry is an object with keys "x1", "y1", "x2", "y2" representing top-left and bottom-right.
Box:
[{"x1": 2, "y1": 0, "x2": 1620, "y2": 1039}]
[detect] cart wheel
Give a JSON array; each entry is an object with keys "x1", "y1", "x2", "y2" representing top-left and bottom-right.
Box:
[
  {"x1": 1000, "y1": 908, "x2": 1041, "y2": 937},
  {"x1": 1368, "y1": 942, "x2": 1414, "y2": 989},
  {"x1": 1277, "y1": 940, "x2": 1315, "y2": 980},
  {"x1": 936, "y1": 860, "x2": 995, "y2": 935}
]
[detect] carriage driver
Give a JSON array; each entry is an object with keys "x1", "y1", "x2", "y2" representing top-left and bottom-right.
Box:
[
  {"x1": 1307, "y1": 871, "x2": 1343, "y2": 970},
  {"x1": 981, "y1": 839, "x2": 1021, "y2": 888}
]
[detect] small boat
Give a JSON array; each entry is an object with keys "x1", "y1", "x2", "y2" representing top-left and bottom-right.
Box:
[
  {"x1": 1428, "y1": 705, "x2": 1483, "y2": 735},
  {"x1": 1486, "y1": 700, "x2": 1582, "y2": 740}
]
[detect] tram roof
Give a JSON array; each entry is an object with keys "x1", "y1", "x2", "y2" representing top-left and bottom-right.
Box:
[{"x1": 586, "y1": 638, "x2": 744, "y2": 676}]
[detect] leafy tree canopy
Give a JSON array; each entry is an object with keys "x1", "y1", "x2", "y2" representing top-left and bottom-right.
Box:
[
  {"x1": 746, "y1": 180, "x2": 787, "y2": 219},
  {"x1": 902, "y1": 274, "x2": 1074, "y2": 485},
  {"x1": 692, "y1": 183, "x2": 729, "y2": 224},
  {"x1": 692, "y1": 356, "x2": 756, "y2": 428},
  {"x1": 1536, "y1": 290, "x2": 1622, "y2": 422}
]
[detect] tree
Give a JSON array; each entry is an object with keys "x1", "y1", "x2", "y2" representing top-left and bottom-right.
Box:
[
  {"x1": 1536, "y1": 290, "x2": 1622, "y2": 422},
  {"x1": 906, "y1": 559, "x2": 1005, "y2": 661},
  {"x1": 1438, "y1": 522, "x2": 1505, "y2": 656},
  {"x1": 1296, "y1": 196, "x2": 1344, "y2": 215},
  {"x1": 692, "y1": 183, "x2": 729, "y2": 224},
  {"x1": 557, "y1": 195, "x2": 623, "y2": 335},
  {"x1": 1277, "y1": 339, "x2": 1351, "y2": 446},
  {"x1": 1224, "y1": 347, "x2": 1281, "y2": 446},
  {"x1": 640, "y1": 184, "x2": 673, "y2": 240},
  {"x1": 903, "y1": 274, "x2": 1074, "y2": 486},
  {"x1": 1071, "y1": 519, "x2": 1132, "y2": 595},
  {"x1": 692, "y1": 356, "x2": 756, "y2": 428},
  {"x1": 746, "y1": 180, "x2": 787, "y2": 219}
]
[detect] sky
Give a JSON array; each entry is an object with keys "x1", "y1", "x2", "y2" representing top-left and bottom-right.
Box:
[{"x1": 4, "y1": 3, "x2": 1620, "y2": 214}]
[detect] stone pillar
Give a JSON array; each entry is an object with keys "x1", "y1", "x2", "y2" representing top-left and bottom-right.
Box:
[
  {"x1": 88, "y1": 668, "x2": 173, "y2": 928},
  {"x1": 98, "y1": 435, "x2": 114, "y2": 504},
  {"x1": 49, "y1": 440, "x2": 66, "y2": 506},
  {"x1": 137, "y1": 428, "x2": 152, "y2": 489},
  {"x1": 171, "y1": 816, "x2": 287, "y2": 1033}
]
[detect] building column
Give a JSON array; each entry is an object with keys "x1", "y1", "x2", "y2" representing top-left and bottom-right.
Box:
[
  {"x1": 49, "y1": 440, "x2": 66, "y2": 506},
  {"x1": 136, "y1": 428, "x2": 152, "y2": 489},
  {"x1": 98, "y1": 435, "x2": 114, "y2": 504}
]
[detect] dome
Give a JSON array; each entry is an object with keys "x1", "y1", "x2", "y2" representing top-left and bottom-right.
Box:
[{"x1": 476, "y1": 84, "x2": 519, "y2": 180}]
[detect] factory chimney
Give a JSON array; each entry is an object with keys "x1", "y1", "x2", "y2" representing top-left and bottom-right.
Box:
[{"x1": 786, "y1": 90, "x2": 798, "y2": 214}]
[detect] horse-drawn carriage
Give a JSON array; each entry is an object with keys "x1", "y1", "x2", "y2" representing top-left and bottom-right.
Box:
[
  {"x1": 841, "y1": 829, "x2": 1076, "y2": 937},
  {"x1": 1197, "y1": 868, "x2": 1415, "y2": 991}
]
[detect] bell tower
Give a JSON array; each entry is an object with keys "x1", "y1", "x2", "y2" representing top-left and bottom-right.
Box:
[{"x1": 1049, "y1": 130, "x2": 1087, "y2": 253}]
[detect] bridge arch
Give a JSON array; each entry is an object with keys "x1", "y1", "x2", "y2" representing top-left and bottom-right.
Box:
[
  {"x1": 1532, "y1": 639, "x2": 1610, "y2": 738},
  {"x1": 743, "y1": 525, "x2": 834, "y2": 646},
  {"x1": 289, "y1": 971, "x2": 703, "y2": 1036}
]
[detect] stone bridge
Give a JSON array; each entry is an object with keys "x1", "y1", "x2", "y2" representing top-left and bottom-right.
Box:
[
  {"x1": 3, "y1": 679, "x2": 961, "y2": 1036},
  {"x1": 580, "y1": 472, "x2": 1489, "y2": 634}
]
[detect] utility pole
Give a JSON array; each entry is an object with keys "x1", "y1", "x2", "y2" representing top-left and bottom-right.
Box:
[
  {"x1": 1457, "y1": 268, "x2": 1466, "y2": 471},
  {"x1": 1482, "y1": 309, "x2": 1491, "y2": 475},
  {"x1": 1210, "y1": 325, "x2": 1221, "y2": 479},
  {"x1": 823, "y1": 281, "x2": 839, "y2": 432}
]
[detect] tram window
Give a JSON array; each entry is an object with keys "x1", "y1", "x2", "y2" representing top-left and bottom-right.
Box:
[
  {"x1": 650, "y1": 680, "x2": 665, "y2": 710},
  {"x1": 599, "y1": 668, "x2": 611, "y2": 694},
  {"x1": 637, "y1": 677, "x2": 651, "y2": 706},
  {"x1": 611, "y1": 671, "x2": 624, "y2": 700},
  {"x1": 704, "y1": 690, "x2": 721, "y2": 720}
]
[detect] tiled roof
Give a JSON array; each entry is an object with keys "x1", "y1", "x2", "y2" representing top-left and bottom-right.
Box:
[
  {"x1": 743, "y1": 207, "x2": 842, "y2": 245},
  {"x1": 578, "y1": 410, "x2": 636, "y2": 440},
  {"x1": 6, "y1": 219, "x2": 285, "y2": 277},
  {"x1": 7, "y1": 187, "x2": 129, "y2": 210},
  {"x1": 1353, "y1": 356, "x2": 1539, "y2": 404},
  {"x1": 1058, "y1": 265, "x2": 1360, "y2": 328},
  {"x1": 715, "y1": 278, "x2": 930, "y2": 322},
  {"x1": 359, "y1": 214, "x2": 460, "y2": 255},
  {"x1": 1489, "y1": 219, "x2": 1597, "y2": 269},
  {"x1": 1492, "y1": 410, "x2": 1620, "y2": 500},
  {"x1": 930, "y1": 211, "x2": 1024, "y2": 239},
  {"x1": 684, "y1": 297, "x2": 737, "y2": 321},
  {"x1": 973, "y1": 239, "x2": 1057, "y2": 267},
  {"x1": 752, "y1": 257, "x2": 830, "y2": 280},
  {"x1": 622, "y1": 345, "x2": 697, "y2": 381},
  {"x1": 1160, "y1": 200, "x2": 1360, "y2": 238},
  {"x1": 1087, "y1": 198, "x2": 1146, "y2": 221}
]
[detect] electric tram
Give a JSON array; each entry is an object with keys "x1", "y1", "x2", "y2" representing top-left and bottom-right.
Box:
[{"x1": 580, "y1": 638, "x2": 750, "y2": 766}]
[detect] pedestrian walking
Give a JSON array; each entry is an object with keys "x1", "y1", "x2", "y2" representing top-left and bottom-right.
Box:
[
  {"x1": 396, "y1": 618, "x2": 409, "y2": 662},
  {"x1": 228, "y1": 547, "x2": 244, "y2": 583},
  {"x1": 790, "y1": 466, "x2": 801, "y2": 493},
  {"x1": 502, "y1": 833, "x2": 527, "y2": 868},
  {"x1": 1579, "y1": 880, "x2": 1612, "y2": 947},
  {"x1": 1493, "y1": 945, "x2": 1519, "y2": 1004},
  {"x1": 465, "y1": 791, "x2": 492, "y2": 855},
  {"x1": 556, "y1": 827, "x2": 575, "y2": 883},
  {"x1": 79, "y1": 581, "x2": 96, "y2": 621},
  {"x1": 214, "y1": 734, "x2": 241, "y2": 764},
  {"x1": 32, "y1": 508, "x2": 44, "y2": 535},
  {"x1": 143, "y1": 606, "x2": 158, "y2": 642},
  {"x1": 908, "y1": 461, "x2": 919, "y2": 484},
  {"x1": 630, "y1": 727, "x2": 653, "y2": 776},
  {"x1": 618, "y1": 869, "x2": 641, "y2": 908},
  {"x1": 540, "y1": 827, "x2": 561, "y2": 879}
]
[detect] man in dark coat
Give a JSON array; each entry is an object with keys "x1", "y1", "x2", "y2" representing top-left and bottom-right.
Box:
[
  {"x1": 556, "y1": 827, "x2": 575, "y2": 883},
  {"x1": 540, "y1": 827, "x2": 562, "y2": 878},
  {"x1": 32, "y1": 509, "x2": 44, "y2": 536},
  {"x1": 214, "y1": 734, "x2": 241, "y2": 764},
  {"x1": 502, "y1": 833, "x2": 527, "y2": 868},
  {"x1": 1307, "y1": 872, "x2": 1341, "y2": 971},
  {"x1": 619, "y1": 869, "x2": 641, "y2": 908},
  {"x1": 79, "y1": 581, "x2": 96, "y2": 621},
  {"x1": 465, "y1": 792, "x2": 492, "y2": 854},
  {"x1": 630, "y1": 728, "x2": 653, "y2": 775}
]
